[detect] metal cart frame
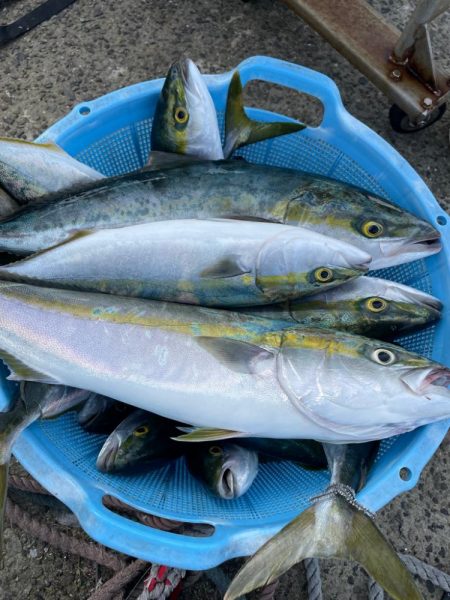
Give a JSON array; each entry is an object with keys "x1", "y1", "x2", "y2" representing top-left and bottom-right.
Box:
[{"x1": 282, "y1": 0, "x2": 450, "y2": 131}]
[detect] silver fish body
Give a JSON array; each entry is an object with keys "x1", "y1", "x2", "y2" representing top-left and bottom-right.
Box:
[
  {"x1": 0, "y1": 219, "x2": 370, "y2": 306},
  {"x1": 0, "y1": 138, "x2": 102, "y2": 207},
  {"x1": 0, "y1": 162, "x2": 440, "y2": 267},
  {"x1": 0, "y1": 282, "x2": 449, "y2": 443}
]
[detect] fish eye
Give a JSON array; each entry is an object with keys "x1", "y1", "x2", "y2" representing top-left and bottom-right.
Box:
[
  {"x1": 209, "y1": 446, "x2": 223, "y2": 456},
  {"x1": 314, "y1": 267, "x2": 334, "y2": 283},
  {"x1": 174, "y1": 107, "x2": 189, "y2": 124},
  {"x1": 365, "y1": 297, "x2": 388, "y2": 313},
  {"x1": 371, "y1": 348, "x2": 396, "y2": 365},
  {"x1": 362, "y1": 220, "x2": 384, "y2": 238},
  {"x1": 133, "y1": 425, "x2": 150, "y2": 437}
]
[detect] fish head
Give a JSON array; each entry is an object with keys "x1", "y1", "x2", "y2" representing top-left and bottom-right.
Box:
[
  {"x1": 289, "y1": 277, "x2": 442, "y2": 337},
  {"x1": 256, "y1": 228, "x2": 371, "y2": 300},
  {"x1": 287, "y1": 182, "x2": 441, "y2": 269},
  {"x1": 202, "y1": 443, "x2": 258, "y2": 499},
  {"x1": 151, "y1": 58, "x2": 223, "y2": 159},
  {"x1": 96, "y1": 410, "x2": 170, "y2": 472},
  {"x1": 277, "y1": 328, "x2": 450, "y2": 441},
  {"x1": 354, "y1": 278, "x2": 442, "y2": 337}
]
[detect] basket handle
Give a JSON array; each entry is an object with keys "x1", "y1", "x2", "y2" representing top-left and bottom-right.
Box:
[
  {"x1": 233, "y1": 55, "x2": 346, "y2": 128},
  {"x1": 77, "y1": 488, "x2": 282, "y2": 569}
]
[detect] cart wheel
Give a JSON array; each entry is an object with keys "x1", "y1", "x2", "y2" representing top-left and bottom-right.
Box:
[{"x1": 389, "y1": 103, "x2": 446, "y2": 133}]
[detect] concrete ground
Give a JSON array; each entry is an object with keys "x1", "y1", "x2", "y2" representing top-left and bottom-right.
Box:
[{"x1": 0, "y1": 0, "x2": 449, "y2": 598}]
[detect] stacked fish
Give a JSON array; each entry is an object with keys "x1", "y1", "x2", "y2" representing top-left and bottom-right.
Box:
[{"x1": 0, "y1": 58, "x2": 447, "y2": 600}]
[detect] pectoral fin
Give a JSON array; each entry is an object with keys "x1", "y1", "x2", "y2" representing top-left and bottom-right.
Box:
[
  {"x1": 200, "y1": 256, "x2": 250, "y2": 279},
  {"x1": 197, "y1": 336, "x2": 274, "y2": 374},
  {"x1": 225, "y1": 496, "x2": 422, "y2": 600},
  {"x1": 223, "y1": 71, "x2": 306, "y2": 158},
  {"x1": 173, "y1": 427, "x2": 247, "y2": 442},
  {"x1": 0, "y1": 349, "x2": 57, "y2": 384}
]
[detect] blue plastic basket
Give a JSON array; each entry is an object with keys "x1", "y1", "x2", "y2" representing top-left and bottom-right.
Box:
[{"x1": 0, "y1": 56, "x2": 449, "y2": 570}]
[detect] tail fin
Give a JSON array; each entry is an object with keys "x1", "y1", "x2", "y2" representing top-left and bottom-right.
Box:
[
  {"x1": 224, "y1": 495, "x2": 422, "y2": 600},
  {"x1": 223, "y1": 71, "x2": 306, "y2": 158}
]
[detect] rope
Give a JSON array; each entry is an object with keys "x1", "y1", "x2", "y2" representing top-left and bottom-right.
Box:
[
  {"x1": 87, "y1": 560, "x2": 147, "y2": 600},
  {"x1": 136, "y1": 564, "x2": 185, "y2": 599},
  {"x1": 304, "y1": 558, "x2": 323, "y2": 600},
  {"x1": 400, "y1": 554, "x2": 450, "y2": 593},
  {"x1": 5, "y1": 497, "x2": 129, "y2": 572},
  {"x1": 8, "y1": 470, "x2": 450, "y2": 600},
  {"x1": 9, "y1": 473, "x2": 49, "y2": 495},
  {"x1": 368, "y1": 578, "x2": 384, "y2": 600}
]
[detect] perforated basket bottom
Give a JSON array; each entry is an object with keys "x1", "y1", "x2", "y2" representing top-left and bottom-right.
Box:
[{"x1": 25, "y1": 110, "x2": 437, "y2": 524}]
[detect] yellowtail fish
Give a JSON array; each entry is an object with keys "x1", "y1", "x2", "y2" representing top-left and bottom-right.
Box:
[
  {"x1": 186, "y1": 442, "x2": 259, "y2": 499},
  {"x1": 96, "y1": 409, "x2": 182, "y2": 472},
  {"x1": 0, "y1": 283, "x2": 449, "y2": 444},
  {"x1": 225, "y1": 442, "x2": 423, "y2": 600},
  {"x1": 0, "y1": 161, "x2": 440, "y2": 268},
  {"x1": 0, "y1": 138, "x2": 102, "y2": 210},
  {"x1": 150, "y1": 58, "x2": 304, "y2": 160},
  {"x1": 0, "y1": 219, "x2": 370, "y2": 306},
  {"x1": 241, "y1": 276, "x2": 442, "y2": 338}
]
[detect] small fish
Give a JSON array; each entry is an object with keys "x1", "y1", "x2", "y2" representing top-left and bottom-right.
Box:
[
  {"x1": 225, "y1": 442, "x2": 423, "y2": 600},
  {"x1": 150, "y1": 59, "x2": 304, "y2": 160},
  {"x1": 0, "y1": 383, "x2": 90, "y2": 563},
  {"x1": 241, "y1": 276, "x2": 442, "y2": 339},
  {"x1": 239, "y1": 438, "x2": 326, "y2": 469},
  {"x1": 185, "y1": 442, "x2": 258, "y2": 499},
  {"x1": 0, "y1": 161, "x2": 439, "y2": 265},
  {"x1": 77, "y1": 395, "x2": 133, "y2": 434},
  {"x1": 0, "y1": 283, "x2": 449, "y2": 444},
  {"x1": 0, "y1": 138, "x2": 102, "y2": 209},
  {"x1": 96, "y1": 409, "x2": 181, "y2": 473},
  {"x1": 0, "y1": 219, "x2": 371, "y2": 306}
]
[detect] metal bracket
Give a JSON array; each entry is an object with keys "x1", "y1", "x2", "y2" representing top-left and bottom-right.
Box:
[
  {"x1": 282, "y1": 0, "x2": 450, "y2": 124},
  {"x1": 393, "y1": 0, "x2": 450, "y2": 92}
]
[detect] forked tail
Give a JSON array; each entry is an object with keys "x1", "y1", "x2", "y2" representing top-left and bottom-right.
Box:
[
  {"x1": 224, "y1": 489, "x2": 422, "y2": 600},
  {"x1": 223, "y1": 71, "x2": 306, "y2": 158}
]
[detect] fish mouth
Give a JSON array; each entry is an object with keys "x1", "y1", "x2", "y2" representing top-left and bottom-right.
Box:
[
  {"x1": 379, "y1": 234, "x2": 441, "y2": 264},
  {"x1": 401, "y1": 286, "x2": 443, "y2": 312},
  {"x1": 96, "y1": 434, "x2": 121, "y2": 473},
  {"x1": 403, "y1": 235, "x2": 442, "y2": 256},
  {"x1": 424, "y1": 368, "x2": 450, "y2": 388},
  {"x1": 401, "y1": 367, "x2": 450, "y2": 395},
  {"x1": 179, "y1": 58, "x2": 196, "y2": 87},
  {"x1": 220, "y1": 467, "x2": 236, "y2": 499}
]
